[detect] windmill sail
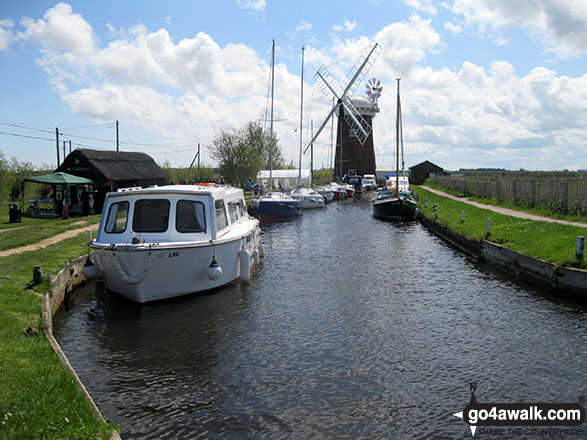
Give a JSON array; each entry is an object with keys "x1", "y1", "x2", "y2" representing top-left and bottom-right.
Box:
[{"x1": 304, "y1": 41, "x2": 381, "y2": 154}]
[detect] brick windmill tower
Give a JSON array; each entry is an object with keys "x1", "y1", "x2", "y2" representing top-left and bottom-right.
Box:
[{"x1": 304, "y1": 41, "x2": 381, "y2": 179}]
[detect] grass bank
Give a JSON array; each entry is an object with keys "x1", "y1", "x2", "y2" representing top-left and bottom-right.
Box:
[
  {"x1": 0, "y1": 216, "x2": 114, "y2": 439},
  {"x1": 413, "y1": 186, "x2": 587, "y2": 269},
  {"x1": 422, "y1": 180, "x2": 587, "y2": 225}
]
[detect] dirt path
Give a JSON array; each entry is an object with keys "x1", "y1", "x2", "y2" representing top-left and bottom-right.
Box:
[
  {"x1": 421, "y1": 186, "x2": 587, "y2": 228},
  {"x1": 0, "y1": 223, "x2": 100, "y2": 257}
]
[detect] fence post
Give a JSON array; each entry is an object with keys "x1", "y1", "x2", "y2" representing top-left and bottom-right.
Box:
[{"x1": 577, "y1": 236, "x2": 585, "y2": 259}]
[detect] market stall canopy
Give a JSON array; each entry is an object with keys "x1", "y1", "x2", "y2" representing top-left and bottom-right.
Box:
[{"x1": 24, "y1": 171, "x2": 94, "y2": 185}]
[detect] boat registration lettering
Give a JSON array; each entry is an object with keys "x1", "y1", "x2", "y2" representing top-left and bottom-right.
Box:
[{"x1": 168, "y1": 251, "x2": 180, "y2": 258}]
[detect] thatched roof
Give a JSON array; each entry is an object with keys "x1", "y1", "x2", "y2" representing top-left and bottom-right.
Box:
[{"x1": 58, "y1": 149, "x2": 168, "y2": 184}]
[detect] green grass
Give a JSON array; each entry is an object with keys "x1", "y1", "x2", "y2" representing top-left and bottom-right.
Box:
[
  {"x1": 0, "y1": 230, "x2": 115, "y2": 439},
  {"x1": 0, "y1": 204, "x2": 101, "y2": 251},
  {"x1": 422, "y1": 180, "x2": 587, "y2": 225},
  {"x1": 414, "y1": 186, "x2": 587, "y2": 269}
]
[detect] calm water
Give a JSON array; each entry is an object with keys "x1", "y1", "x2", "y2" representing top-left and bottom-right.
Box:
[{"x1": 54, "y1": 197, "x2": 587, "y2": 439}]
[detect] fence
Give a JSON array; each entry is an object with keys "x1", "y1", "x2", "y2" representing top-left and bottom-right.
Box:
[{"x1": 431, "y1": 175, "x2": 587, "y2": 216}]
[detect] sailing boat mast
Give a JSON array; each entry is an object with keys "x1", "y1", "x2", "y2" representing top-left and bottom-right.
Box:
[
  {"x1": 298, "y1": 46, "x2": 304, "y2": 187},
  {"x1": 395, "y1": 78, "x2": 401, "y2": 197},
  {"x1": 269, "y1": 40, "x2": 275, "y2": 190}
]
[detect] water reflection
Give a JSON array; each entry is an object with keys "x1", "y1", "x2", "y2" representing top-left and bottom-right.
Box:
[{"x1": 54, "y1": 197, "x2": 587, "y2": 439}]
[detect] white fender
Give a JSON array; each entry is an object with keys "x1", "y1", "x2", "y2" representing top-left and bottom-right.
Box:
[
  {"x1": 239, "y1": 249, "x2": 251, "y2": 282},
  {"x1": 82, "y1": 257, "x2": 103, "y2": 279},
  {"x1": 253, "y1": 248, "x2": 259, "y2": 265},
  {"x1": 207, "y1": 258, "x2": 223, "y2": 281},
  {"x1": 258, "y1": 241, "x2": 264, "y2": 258}
]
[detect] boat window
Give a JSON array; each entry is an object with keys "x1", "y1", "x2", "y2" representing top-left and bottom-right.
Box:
[
  {"x1": 133, "y1": 199, "x2": 170, "y2": 233},
  {"x1": 228, "y1": 202, "x2": 239, "y2": 223},
  {"x1": 176, "y1": 200, "x2": 206, "y2": 233},
  {"x1": 238, "y1": 200, "x2": 246, "y2": 218},
  {"x1": 105, "y1": 201, "x2": 129, "y2": 233},
  {"x1": 215, "y1": 199, "x2": 228, "y2": 231}
]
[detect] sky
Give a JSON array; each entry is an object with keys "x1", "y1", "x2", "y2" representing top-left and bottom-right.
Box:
[{"x1": 0, "y1": 0, "x2": 586, "y2": 172}]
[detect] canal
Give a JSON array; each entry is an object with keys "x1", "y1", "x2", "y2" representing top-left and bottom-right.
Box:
[{"x1": 53, "y1": 197, "x2": 587, "y2": 439}]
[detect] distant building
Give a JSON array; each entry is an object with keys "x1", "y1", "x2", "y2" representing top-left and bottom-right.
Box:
[
  {"x1": 409, "y1": 161, "x2": 446, "y2": 185},
  {"x1": 57, "y1": 148, "x2": 169, "y2": 211},
  {"x1": 256, "y1": 169, "x2": 311, "y2": 189}
]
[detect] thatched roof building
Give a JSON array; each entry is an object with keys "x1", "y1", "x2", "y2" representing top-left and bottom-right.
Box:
[
  {"x1": 57, "y1": 149, "x2": 169, "y2": 188},
  {"x1": 57, "y1": 149, "x2": 169, "y2": 212}
]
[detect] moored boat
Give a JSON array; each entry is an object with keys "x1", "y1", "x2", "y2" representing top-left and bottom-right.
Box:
[
  {"x1": 256, "y1": 192, "x2": 302, "y2": 219},
  {"x1": 290, "y1": 187, "x2": 326, "y2": 209},
  {"x1": 372, "y1": 78, "x2": 418, "y2": 222},
  {"x1": 85, "y1": 184, "x2": 262, "y2": 303}
]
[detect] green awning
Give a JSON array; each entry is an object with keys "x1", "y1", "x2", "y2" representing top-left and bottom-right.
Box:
[{"x1": 24, "y1": 172, "x2": 93, "y2": 185}]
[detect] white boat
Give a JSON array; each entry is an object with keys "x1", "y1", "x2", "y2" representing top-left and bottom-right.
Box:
[
  {"x1": 315, "y1": 187, "x2": 334, "y2": 202},
  {"x1": 84, "y1": 184, "x2": 262, "y2": 303},
  {"x1": 326, "y1": 182, "x2": 349, "y2": 200},
  {"x1": 290, "y1": 187, "x2": 326, "y2": 209}
]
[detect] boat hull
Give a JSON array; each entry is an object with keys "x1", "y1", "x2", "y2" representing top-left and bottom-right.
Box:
[
  {"x1": 91, "y1": 229, "x2": 261, "y2": 303},
  {"x1": 257, "y1": 199, "x2": 301, "y2": 219},
  {"x1": 373, "y1": 196, "x2": 418, "y2": 221}
]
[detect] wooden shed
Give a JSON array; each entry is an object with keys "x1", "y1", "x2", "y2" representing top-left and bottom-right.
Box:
[
  {"x1": 57, "y1": 149, "x2": 169, "y2": 212},
  {"x1": 408, "y1": 161, "x2": 446, "y2": 185}
]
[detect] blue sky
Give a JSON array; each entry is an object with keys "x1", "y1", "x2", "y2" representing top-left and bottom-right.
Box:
[{"x1": 1, "y1": 0, "x2": 586, "y2": 171}]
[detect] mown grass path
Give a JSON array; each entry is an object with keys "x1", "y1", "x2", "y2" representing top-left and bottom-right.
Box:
[{"x1": 421, "y1": 186, "x2": 587, "y2": 228}]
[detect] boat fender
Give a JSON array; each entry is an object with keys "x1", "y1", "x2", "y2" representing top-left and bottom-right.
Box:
[
  {"x1": 258, "y1": 241, "x2": 264, "y2": 258},
  {"x1": 82, "y1": 257, "x2": 103, "y2": 279},
  {"x1": 239, "y1": 249, "x2": 251, "y2": 282},
  {"x1": 207, "y1": 258, "x2": 222, "y2": 281},
  {"x1": 253, "y1": 248, "x2": 259, "y2": 265}
]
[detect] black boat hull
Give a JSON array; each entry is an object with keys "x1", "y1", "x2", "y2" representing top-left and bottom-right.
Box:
[{"x1": 373, "y1": 196, "x2": 418, "y2": 221}]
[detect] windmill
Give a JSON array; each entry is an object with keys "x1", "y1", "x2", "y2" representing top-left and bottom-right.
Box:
[{"x1": 304, "y1": 41, "x2": 382, "y2": 179}]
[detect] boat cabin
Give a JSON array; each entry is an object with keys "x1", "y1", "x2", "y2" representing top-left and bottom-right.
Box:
[{"x1": 96, "y1": 185, "x2": 249, "y2": 245}]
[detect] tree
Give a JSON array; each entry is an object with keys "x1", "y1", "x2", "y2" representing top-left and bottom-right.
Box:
[{"x1": 207, "y1": 121, "x2": 286, "y2": 186}]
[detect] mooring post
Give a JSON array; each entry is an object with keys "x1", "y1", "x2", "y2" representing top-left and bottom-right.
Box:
[
  {"x1": 577, "y1": 236, "x2": 585, "y2": 259},
  {"x1": 461, "y1": 211, "x2": 465, "y2": 223},
  {"x1": 425, "y1": 197, "x2": 428, "y2": 208},
  {"x1": 486, "y1": 218, "x2": 491, "y2": 235},
  {"x1": 87, "y1": 229, "x2": 92, "y2": 245}
]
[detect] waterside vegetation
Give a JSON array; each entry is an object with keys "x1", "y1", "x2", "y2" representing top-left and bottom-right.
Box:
[
  {"x1": 414, "y1": 186, "x2": 587, "y2": 269},
  {"x1": 0, "y1": 217, "x2": 113, "y2": 439}
]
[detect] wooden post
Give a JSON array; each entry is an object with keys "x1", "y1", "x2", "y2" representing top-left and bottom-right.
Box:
[
  {"x1": 487, "y1": 218, "x2": 491, "y2": 235},
  {"x1": 577, "y1": 236, "x2": 584, "y2": 259},
  {"x1": 461, "y1": 210, "x2": 465, "y2": 223}
]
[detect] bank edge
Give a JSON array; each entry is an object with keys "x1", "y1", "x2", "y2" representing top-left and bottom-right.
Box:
[
  {"x1": 42, "y1": 257, "x2": 122, "y2": 440},
  {"x1": 415, "y1": 193, "x2": 586, "y2": 299}
]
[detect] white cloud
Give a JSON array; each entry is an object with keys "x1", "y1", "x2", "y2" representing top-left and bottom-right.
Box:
[
  {"x1": 18, "y1": 2, "x2": 96, "y2": 54},
  {"x1": 10, "y1": 3, "x2": 587, "y2": 170},
  {"x1": 0, "y1": 18, "x2": 15, "y2": 51},
  {"x1": 444, "y1": 21, "x2": 462, "y2": 35},
  {"x1": 333, "y1": 18, "x2": 358, "y2": 33},
  {"x1": 450, "y1": 0, "x2": 587, "y2": 58},
  {"x1": 405, "y1": 0, "x2": 437, "y2": 15},
  {"x1": 373, "y1": 15, "x2": 441, "y2": 77},
  {"x1": 237, "y1": 0, "x2": 266, "y2": 12}
]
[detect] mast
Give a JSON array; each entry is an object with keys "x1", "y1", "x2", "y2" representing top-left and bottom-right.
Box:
[
  {"x1": 298, "y1": 46, "x2": 304, "y2": 187},
  {"x1": 395, "y1": 78, "x2": 401, "y2": 197},
  {"x1": 269, "y1": 40, "x2": 275, "y2": 190}
]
